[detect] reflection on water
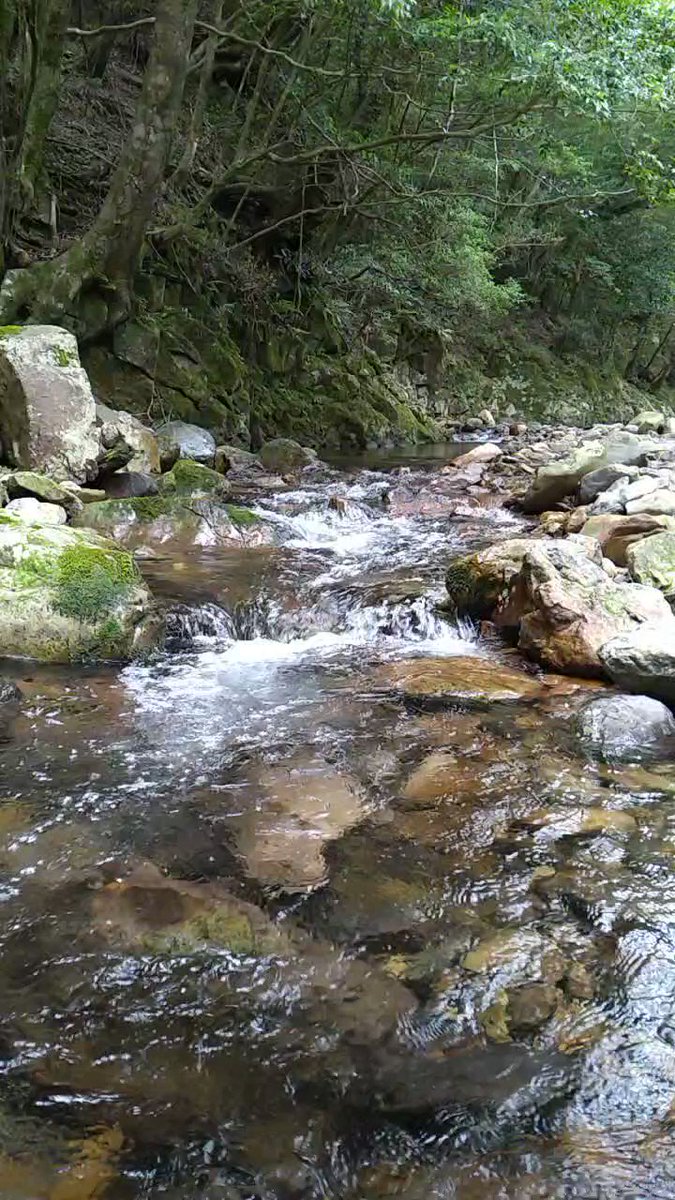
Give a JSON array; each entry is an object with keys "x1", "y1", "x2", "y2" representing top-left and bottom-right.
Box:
[{"x1": 0, "y1": 461, "x2": 674, "y2": 1198}]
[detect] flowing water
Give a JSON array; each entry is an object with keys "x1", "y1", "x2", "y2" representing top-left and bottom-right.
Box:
[{"x1": 2, "y1": 455, "x2": 675, "y2": 1197}]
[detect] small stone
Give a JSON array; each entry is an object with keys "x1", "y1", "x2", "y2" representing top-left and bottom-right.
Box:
[
  {"x1": 477, "y1": 408, "x2": 496, "y2": 427},
  {"x1": 564, "y1": 962, "x2": 595, "y2": 1000},
  {"x1": 5, "y1": 497, "x2": 67, "y2": 525},
  {"x1": 449, "y1": 442, "x2": 501, "y2": 468}
]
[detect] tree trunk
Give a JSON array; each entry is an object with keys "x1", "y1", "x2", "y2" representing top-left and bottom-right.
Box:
[
  {"x1": 0, "y1": 0, "x2": 199, "y2": 335},
  {"x1": 14, "y1": 0, "x2": 69, "y2": 215}
]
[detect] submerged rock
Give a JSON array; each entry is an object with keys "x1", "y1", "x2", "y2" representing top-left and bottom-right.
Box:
[
  {"x1": 0, "y1": 325, "x2": 100, "y2": 482},
  {"x1": 156, "y1": 421, "x2": 216, "y2": 468},
  {"x1": 225, "y1": 754, "x2": 365, "y2": 892},
  {"x1": 576, "y1": 693, "x2": 675, "y2": 761},
  {"x1": 373, "y1": 654, "x2": 544, "y2": 706},
  {"x1": 0, "y1": 514, "x2": 161, "y2": 662}
]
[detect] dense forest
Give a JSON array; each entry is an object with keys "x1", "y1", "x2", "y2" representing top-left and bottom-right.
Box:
[{"x1": 2, "y1": 0, "x2": 675, "y2": 447}]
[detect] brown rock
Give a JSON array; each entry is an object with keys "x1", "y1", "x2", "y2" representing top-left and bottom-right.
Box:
[
  {"x1": 507, "y1": 983, "x2": 560, "y2": 1032},
  {"x1": 446, "y1": 442, "x2": 502, "y2": 469},
  {"x1": 582, "y1": 513, "x2": 670, "y2": 566},
  {"x1": 372, "y1": 655, "x2": 544, "y2": 706}
]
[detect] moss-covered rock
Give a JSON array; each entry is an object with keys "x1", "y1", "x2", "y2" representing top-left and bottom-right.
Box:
[
  {"x1": 0, "y1": 515, "x2": 161, "y2": 662},
  {"x1": 445, "y1": 539, "x2": 538, "y2": 620},
  {"x1": 626, "y1": 531, "x2": 675, "y2": 599},
  {"x1": 259, "y1": 437, "x2": 317, "y2": 474},
  {"x1": 73, "y1": 493, "x2": 265, "y2": 553},
  {"x1": 158, "y1": 457, "x2": 229, "y2": 496}
]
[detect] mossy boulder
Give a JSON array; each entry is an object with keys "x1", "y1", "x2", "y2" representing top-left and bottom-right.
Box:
[
  {"x1": 445, "y1": 539, "x2": 539, "y2": 620},
  {"x1": 626, "y1": 531, "x2": 675, "y2": 599},
  {"x1": 73, "y1": 493, "x2": 266, "y2": 553},
  {"x1": 0, "y1": 515, "x2": 161, "y2": 662},
  {"x1": 157, "y1": 457, "x2": 230, "y2": 497}
]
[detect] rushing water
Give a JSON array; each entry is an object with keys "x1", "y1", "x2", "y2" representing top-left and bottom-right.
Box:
[{"x1": 2, "y1": 456, "x2": 675, "y2": 1197}]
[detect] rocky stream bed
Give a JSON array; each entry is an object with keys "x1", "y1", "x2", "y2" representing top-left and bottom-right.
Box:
[{"x1": 5, "y1": 328, "x2": 675, "y2": 1196}]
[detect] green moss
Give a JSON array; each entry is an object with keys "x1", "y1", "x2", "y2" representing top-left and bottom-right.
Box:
[
  {"x1": 158, "y1": 459, "x2": 226, "y2": 496},
  {"x1": 53, "y1": 544, "x2": 139, "y2": 622},
  {"x1": 226, "y1": 504, "x2": 259, "y2": 527},
  {"x1": 0, "y1": 326, "x2": 22, "y2": 337},
  {"x1": 52, "y1": 345, "x2": 76, "y2": 368}
]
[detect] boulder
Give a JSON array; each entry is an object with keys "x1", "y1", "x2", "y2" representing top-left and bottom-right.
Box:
[
  {"x1": 625, "y1": 487, "x2": 675, "y2": 517},
  {"x1": 522, "y1": 433, "x2": 656, "y2": 514},
  {"x1": 5, "y1": 497, "x2": 67, "y2": 526},
  {"x1": 105, "y1": 471, "x2": 159, "y2": 500},
  {"x1": 95, "y1": 401, "x2": 160, "y2": 475},
  {"x1": 445, "y1": 538, "x2": 540, "y2": 620},
  {"x1": 155, "y1": 421, "x2": 216, "y2": 469},
  {"x1": 590, "y1": 473, "x2": 662, "y2": 516},
  {"x1": 73, "y1": 494, "x2": 266, "y2": 554},
  {"x1": 581, "y1": 513, "x2": 670, "y2": 566},
  {"x1": 477, "y1": 408, "x2": 496, "y2": 426},
  {"x1": 634, "y1": 409, "x2": 665, "y2": 434},
  {"x1": 157, "y1": 457, "x2": 229, "y2": 497},
  {"x1": 259, "y1": 438, "x2": 317, "y2": 474},
  {"x1": 2, "y1": 469, "x2": 82, "y2": 515},
  {"x1": 0, "y1": 513, "x2": 161, "y2": 662},
  {"x1": 599, "y1": 628, "x2": 675, "y2": 703},
  {"x1": 496, "y1": 540, "x2": 675, "y2": 677},
  {"x1": 447, "y1": 442, "x2": 501, "y2": 469},
  {"x1": 214, "y1": 444, "x2": 264, "y2": 474},
  {"x1": 579, "y1": 464, "x2": 639, "y2": 504},
  {"x1": 626, "y1": 531, "x2": 675, "y2": 599},
  {"x1": 0, "y1": 326, "x2": 100, "y2": 483},
  {"x1": 576, "y1": 692, "x2": 675, "y2": 761}
]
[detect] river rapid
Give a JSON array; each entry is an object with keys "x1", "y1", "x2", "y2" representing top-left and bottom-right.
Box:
[{"x1": 2, "y1": 448, "x2": 675, "y2": 1198}]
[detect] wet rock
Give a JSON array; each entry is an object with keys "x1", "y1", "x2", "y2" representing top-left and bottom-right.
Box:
[
  {"x1": 0, "y1": 514, "x2": 161, "y2": 662},
  {"x1": 373, "y1": 655, "x2": 545, "y2": 707},
  {"x1": 496, "y1": 540, "x2": 675, "y2": 677},
  {"x1": 599, "y1": 628, "x2": 675, "y2": 703},
  {"x1": 0, "y1": 325, "x2": 100, "y2": 483},
  {"x1": 626, "y1": 531, "x2": 675, "y2": 599},
  {"x1": 73, "y1": 492, "x2": 266, "y2": 555},
  {"x1": 445, "y1": 538, "x2": 541, "y2": 620},
  {"x1": 579, "y1": 463, "x2": 639, "y2": 504},
  {"x1": 507, "y1": 983, "x2": 560, "y2": 1033},
  {"x1": 5, "y1": 497, "x2": 67, "y2": 525},
  {"x1": 634, "y1": 409, "x2": 666, "y2": 434},
  {"x1": 105, "y1": 470, "x2": 160, "y2": 499},
  {"x1": 226, "y1": 754, "x2": 365, "y2": 892},
  {"x1": 576, "y1": 693, "x2": 675, "y2": 762},
  {"x1": 0, "y1": 679, "x2": 21, "y2": 708},
  {"x1": 259, "y1": 437, "x2": 317, "y2": 474},
  {"x1": 156, "y1": 421, "x2": 216, "y2": 468},
  {"x1": 95, "y1": 400, "x2": 160, "y2": 475}
]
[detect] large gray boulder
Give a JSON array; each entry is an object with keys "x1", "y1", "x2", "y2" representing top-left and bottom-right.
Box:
[
  {"x1": 259, "y1": 438, "x2": 317, "y2": 474},
  {"x1": 0, "y1": 326, "x2": 100, "y2": 483},
  {"x1": 577, "y1": 693, "x2": 675, "y2": 761},
  {"x1": 0, "y1": 513, "x2": 161, "y2": 662},
  {"x1": 579, "y1": 464, "x2": 639, "y2": 504},
  {"x1": 95, "y1": 401, "x2": 160, "y2": 475},
  {"x1": 599, "y1": 628, "x2": 675, "y2": 703},
  {"x1": 495, "y1": 538, "x2": 675, "y2": 677},
  {"x1": 156, "y1": 421, "x2": 216, "y2": 468}
]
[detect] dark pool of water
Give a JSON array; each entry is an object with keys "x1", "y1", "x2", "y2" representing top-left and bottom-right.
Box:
[{"x1": 0, "y1": 461, "x2": 674, "y2": 1198}]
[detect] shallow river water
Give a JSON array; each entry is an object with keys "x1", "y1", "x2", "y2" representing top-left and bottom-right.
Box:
[{"x1": 2, "y1": 452, "x2": 675, "y2": 1197}]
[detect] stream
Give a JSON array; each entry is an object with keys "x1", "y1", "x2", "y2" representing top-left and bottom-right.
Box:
[{"x1": 2, "y1": 449, "x2": 675, "y2": 1198}]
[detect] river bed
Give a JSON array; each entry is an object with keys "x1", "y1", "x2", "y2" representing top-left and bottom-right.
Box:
[{"x1": 1, "y1": 453, "x2": 675, "y2": 1198}]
